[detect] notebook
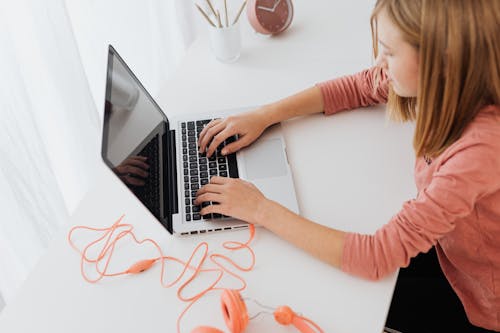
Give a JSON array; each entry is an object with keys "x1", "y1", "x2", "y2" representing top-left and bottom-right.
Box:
[{"x1": 101, "y1": 45, "x2": 299, "y2": 235}]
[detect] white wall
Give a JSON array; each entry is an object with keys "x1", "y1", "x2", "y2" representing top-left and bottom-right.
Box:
[
  {"x1": 0, "y1": 0, "x2": 198, "y2": 308},
  {"x1": 64, "y1": 0, "x2": 198, "y2": 121}
]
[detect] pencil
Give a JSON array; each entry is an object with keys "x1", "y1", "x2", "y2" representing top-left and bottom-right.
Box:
[
  {"x1": 205, "y1": 0, "x2": 217, "y2": 18},
  {"x1": 232, "y1": 0, "x2": 247, "y2": 25},
  {"x1": 224, "y1": 0, "x2": 229, "y2": 27},
  {"x1": 195, "y1": 4, "x2": 216, "y2": 27},
  {"x1": 216, "y1": 9, "x2": 223, "y2": 28}
]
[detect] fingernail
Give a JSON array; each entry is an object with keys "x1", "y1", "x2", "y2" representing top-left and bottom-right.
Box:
[{"x1": 221, "y1": 149, "x2": 227, "y2": 155}]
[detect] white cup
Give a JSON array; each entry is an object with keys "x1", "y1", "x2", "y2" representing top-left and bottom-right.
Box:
[{"x1": 209, "y1": 21, "x2": 241, "y2": 63}]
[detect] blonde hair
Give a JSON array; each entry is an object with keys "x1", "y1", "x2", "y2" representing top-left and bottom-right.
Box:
[{"x1": 371, "y1": 0, "x2": 500, "y2": 157}]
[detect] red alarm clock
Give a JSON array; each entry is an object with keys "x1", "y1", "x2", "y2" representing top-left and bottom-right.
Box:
[{"x1": 247, "y1": 0, "x2": 294, "y2": 35}]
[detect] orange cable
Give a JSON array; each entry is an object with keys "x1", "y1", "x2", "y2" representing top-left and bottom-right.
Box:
[{"x1": 67, "y1": 214, "x2": 256, "y2": 333}]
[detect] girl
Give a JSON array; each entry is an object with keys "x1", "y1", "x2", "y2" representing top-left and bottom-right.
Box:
[{"x1": 195, "y1": 0, "x2": 500, "y2": 331}]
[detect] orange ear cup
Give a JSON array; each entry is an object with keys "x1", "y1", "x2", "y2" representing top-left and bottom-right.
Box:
[
  {"x1": 190, "y1": 290, "x2": 249, "y2": 333},
  {"x1": 274, "y1": 305, "x2": 295, "y2": 325},
  {"x1": 221, "y1": 289, "x2": 249, "y2": 333},
  {"x1": 274, "y1": 305, "x2": 318, "y2": 333},
  {"x1": 190, "y1": 326, "x2": 225, "y2": 333}
]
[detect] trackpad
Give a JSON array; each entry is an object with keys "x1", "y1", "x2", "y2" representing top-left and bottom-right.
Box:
[{"x1": 242, "y1": 139, "x2": 287, "y2": 180}]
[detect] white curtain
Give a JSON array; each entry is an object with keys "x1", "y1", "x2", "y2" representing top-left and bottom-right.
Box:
[{"x1": 0, "y1": 0, "x2": 196, "y2": 308}]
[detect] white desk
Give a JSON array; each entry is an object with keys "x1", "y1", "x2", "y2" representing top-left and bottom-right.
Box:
[{"x1": 0, "y1": 1, "x2": 416, "y2": 332}]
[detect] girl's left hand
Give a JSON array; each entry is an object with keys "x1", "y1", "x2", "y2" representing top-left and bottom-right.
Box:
[{"x1": 194, "y1": 176, "x2": 268, "y2": 224}]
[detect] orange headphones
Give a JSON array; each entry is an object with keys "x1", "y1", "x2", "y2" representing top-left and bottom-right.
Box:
[
  {"x1": 68, "y1": 216, "x2": 324, "y2": 333},
  {"x1": 191, "y1": 289, "x2": 323, "y2": 333}
]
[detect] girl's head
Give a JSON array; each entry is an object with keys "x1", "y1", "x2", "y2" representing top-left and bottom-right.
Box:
[{"x1": 371, "y1": 0, "x2": 500, "y2": 157}]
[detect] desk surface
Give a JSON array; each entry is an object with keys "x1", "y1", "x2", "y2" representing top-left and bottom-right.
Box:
[{"x1": 0, "y1": 1, "x2": 416, "y2": 332}]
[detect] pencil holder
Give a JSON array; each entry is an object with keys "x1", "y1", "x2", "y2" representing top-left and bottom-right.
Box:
[{"x1": 209, "y1": 21, "x2": 241, "y2": 63}]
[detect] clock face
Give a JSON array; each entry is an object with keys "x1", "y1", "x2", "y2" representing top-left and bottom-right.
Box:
[{"x1": 250, "y1": 0, "x2": 293, "y2": 34}]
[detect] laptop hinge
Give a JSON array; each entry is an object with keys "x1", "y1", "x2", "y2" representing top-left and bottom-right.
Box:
[{"x1": 163, "y1": 128, "x2": 178, "y2": 234}]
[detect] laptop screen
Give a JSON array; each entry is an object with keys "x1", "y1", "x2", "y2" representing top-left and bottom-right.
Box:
[{"x1": 101, "y1": 45, "x2": 174, "y2": 228}]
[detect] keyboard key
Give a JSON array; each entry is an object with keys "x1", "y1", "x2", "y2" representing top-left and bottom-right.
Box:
[
  {"x1": 219, "y1": 171, "x2": 228, "y2": 177},
  {"x1": 193, "y1": 213, "x2": 201, "y2": 220},
  {"x1": 186, "y1": 214, "x2": 191, "y2": 221}
]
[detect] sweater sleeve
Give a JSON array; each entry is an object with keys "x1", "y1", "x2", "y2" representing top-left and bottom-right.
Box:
[
  {"x1": 341, "y1": 138, "x2": 500, "y2": 280},
  {"x1": 316, "y1": 67, "x2": 389, "y2": 115}
]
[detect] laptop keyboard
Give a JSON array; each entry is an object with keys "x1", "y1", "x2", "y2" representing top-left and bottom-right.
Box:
[{"x1": 181, "y1": 119, "x2": 238, "y2": 222}]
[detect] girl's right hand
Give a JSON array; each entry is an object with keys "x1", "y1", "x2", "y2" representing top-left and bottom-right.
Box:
[{"x1": 197, "y1": 108, "x2": 270, "y2": 157}]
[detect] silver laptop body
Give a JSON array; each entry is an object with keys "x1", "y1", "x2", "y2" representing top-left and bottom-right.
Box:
[{"x1": 101, "y1": 45, "x2": 298, "y2": 236}]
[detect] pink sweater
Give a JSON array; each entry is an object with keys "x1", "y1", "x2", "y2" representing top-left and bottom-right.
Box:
[{"x1": 317, "y1": 67, "x2": 500, "y2": 330}]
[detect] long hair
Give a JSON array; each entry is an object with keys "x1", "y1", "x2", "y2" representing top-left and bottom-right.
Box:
[{"x1": 371, "y1": 0, "x2": 500, "y2": 157}]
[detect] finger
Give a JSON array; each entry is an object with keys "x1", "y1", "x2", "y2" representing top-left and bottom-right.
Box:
[
  {"x1": 122, "y1": 165, "x2": 149, "y2": 178},
  {"x1": 131, "y1": 156, "x2": 148, "y2": 161},
  {"x1": 206, "y1": 128, "x2": 234, "y2": 157},
  {"x1": 198, "y1": 119, "x2": 223, "y2": 151},
  {"x1": 198, "y1": 119, "x2": 221, "y2": 142},
  {"x1": 123, "y1": 175, "x2": 146, "y2": 186},
  {"x1": 199, "y1": 122, "x2": 226, "y2": 154},
  {"x1": 209, "y1": 176, "x2": 231, "y2": 185},
  {"x1": 200, "y1": 203, "x2": 227, "y2": 217},
  {"x1": 194, "y1": 192, "x2": 223, "y2": 205},
  {"x1": 125, "y1": 158, "x2": 150, "y2": 170},
  {"x1": 197, "y1": 183, "x2": 224, "y2": 196},
  {"x1": 221, "y1": 135, "x2": 251, "y2": 155}
]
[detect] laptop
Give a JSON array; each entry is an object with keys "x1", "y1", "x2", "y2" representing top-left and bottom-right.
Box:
[{"x1": 101, "y1": 45, "x2": 299, "y2": 235}]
